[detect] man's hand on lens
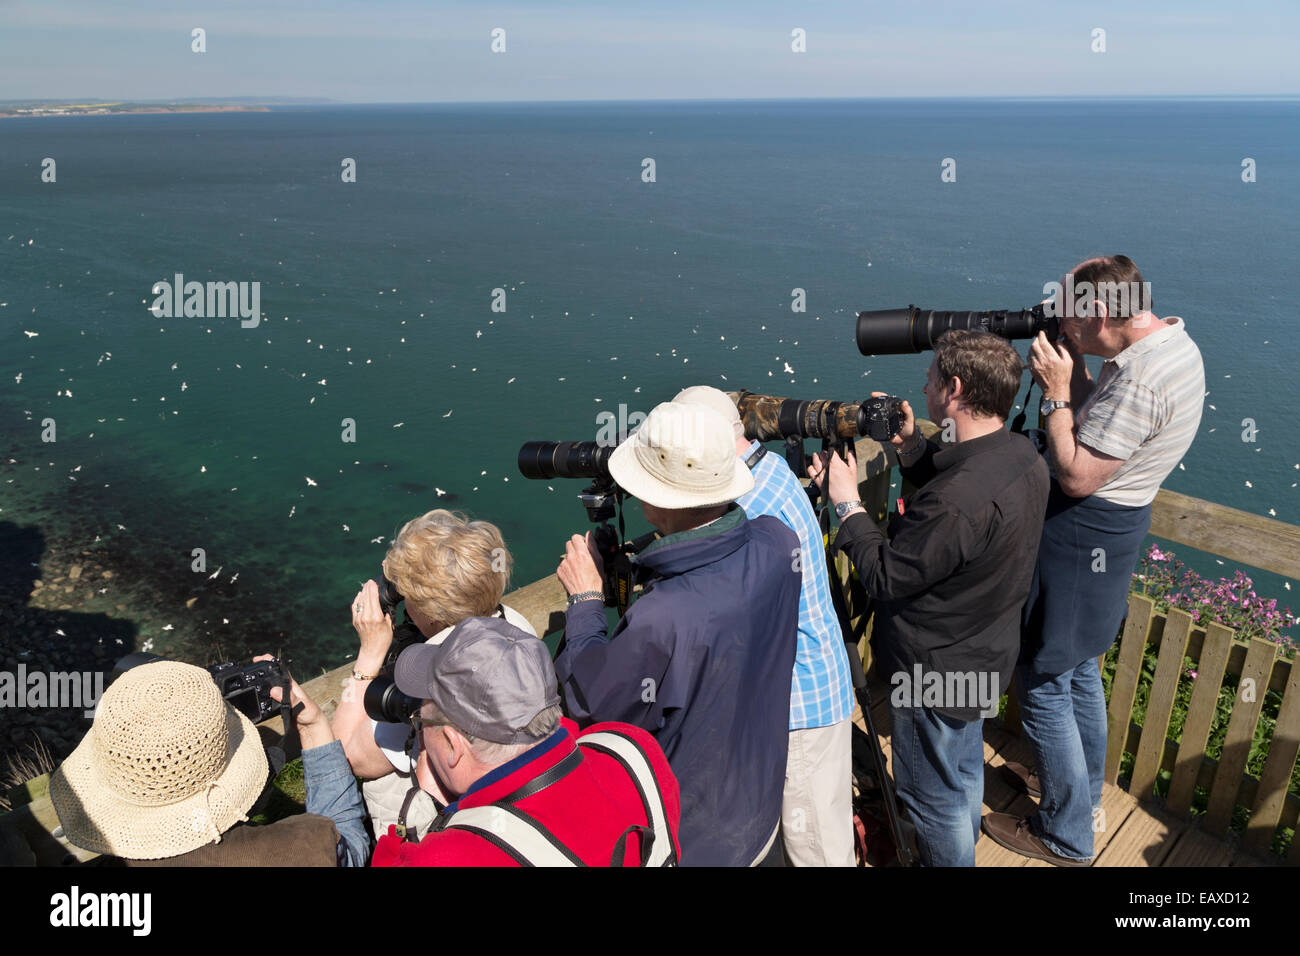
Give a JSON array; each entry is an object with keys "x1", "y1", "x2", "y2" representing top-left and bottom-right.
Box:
[
  {"x1": 1029, "y1": 331, "x2": 1074, "y2": 401},
  {"x1": 557, "y1": 532, "x2": 605, "y2": 597},
  {"x1": 807, "y1": 447, "x2": 860, "y2": 507},
  {"x1": 351, "y1": 579, "x2": 394, "y2": 665}
]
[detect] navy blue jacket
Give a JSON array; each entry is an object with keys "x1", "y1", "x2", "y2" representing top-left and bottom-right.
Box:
[{"x1": 555, "y1": 505, "x2": 800, "y2": 867}]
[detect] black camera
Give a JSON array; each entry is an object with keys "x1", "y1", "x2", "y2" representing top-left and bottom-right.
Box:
[
  {"x1": 367, "y1": 574, "x2": 428, "y2": 669},
  {"x1": 115, "y1": 652, "x2": 288, "y2": 724},
  {"x1": 209, "y1": 659, "x2": 288, "y2": 724},
  {"x1": 373, "y1": 574, "x2": 403, "y2": 617},
  {"x1": 517, "y1": 437, "x2": 655, "y2": 614},
  {"x1": 364, "y1": 676, "x2": 423, "y2": 725},
  {"x1": 856, "y1": 304, "x2": 1058, "y2": 355},
  {"x1": 861, "y1": 395, "x2": 905, "y2": 442}
]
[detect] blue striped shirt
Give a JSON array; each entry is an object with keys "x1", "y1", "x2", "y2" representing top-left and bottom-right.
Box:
[{"x1": 738, "y1": 442, "x2": 855, "y2": 730}]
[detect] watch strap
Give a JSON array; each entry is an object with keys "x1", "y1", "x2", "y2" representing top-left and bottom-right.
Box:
[{"x1": 566, "y1": 590, "x2": 603, "y2": 608}]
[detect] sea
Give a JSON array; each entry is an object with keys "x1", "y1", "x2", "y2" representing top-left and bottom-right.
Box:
[{"x1": 1, "y1": 98, "x2": 1297, "y2": 673}]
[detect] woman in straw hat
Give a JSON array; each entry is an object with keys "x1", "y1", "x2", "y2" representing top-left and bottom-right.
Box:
[{"x1": 50, "y1": 659, "x2": 369, "y2": 866}]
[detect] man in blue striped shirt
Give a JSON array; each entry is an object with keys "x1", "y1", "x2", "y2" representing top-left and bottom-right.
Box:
[{"x1": 675, "y1": 386, "x2": 857, "y2": 866}]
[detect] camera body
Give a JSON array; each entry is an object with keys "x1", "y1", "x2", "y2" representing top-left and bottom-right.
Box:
[
  {"x1": 860, "y1": 395, "x2": 905, "y2": 442},
  {"x1": 209, "y1": 658, "x2": 287, "y2": 724}
]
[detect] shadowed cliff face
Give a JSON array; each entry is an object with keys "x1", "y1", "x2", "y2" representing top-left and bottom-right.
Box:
[{"x1": 0, "y1": 520, "x2": 137, "y2": 768}]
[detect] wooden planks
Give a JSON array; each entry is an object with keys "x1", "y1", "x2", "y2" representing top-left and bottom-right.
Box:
[
  {"x1": 1105, "y1": 595, "x2": 1154, "y2": 784},
  {"x1": 1094, "y1": 803, "x2": 1182, "y2": 867},
  {"x1": 1203, "y1": 638, "x2": 1277, "y2": 835},
  {"x1": 1130, "y1": 608, "x2": 1193, "y2": 800},
  {"x1": 1244, "y1": 655, "x2": 1300, "y2": 855},
  {"x1": 1150, "y1": 488, "x2": 1300, "y2": 581},
  {"x1": 1166, "y1": 621, "x2": 1235, "y2": 816},
  {"x1": 1162, "y1": 827, "x2": 1237, "y2": 867}
]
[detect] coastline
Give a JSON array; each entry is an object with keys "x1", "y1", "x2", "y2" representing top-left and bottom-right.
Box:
[{"x1": 0, "y1": 105, "x2": 273, "y2": 119}]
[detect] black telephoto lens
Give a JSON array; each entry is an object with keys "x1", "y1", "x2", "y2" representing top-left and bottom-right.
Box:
[
  {"x1": 856, "y1": 305, "x2": 1058, "y2": 355},
  {"x1": 517, "y1": 440, "x2": 615, "y2": 481}
]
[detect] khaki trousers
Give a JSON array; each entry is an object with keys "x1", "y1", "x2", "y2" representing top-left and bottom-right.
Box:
[{"x1": 780, "y1": 718, "x2": 856, "y2": 866}]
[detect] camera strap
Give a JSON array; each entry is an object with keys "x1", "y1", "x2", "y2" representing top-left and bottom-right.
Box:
[
  {"x1": 784, "y1": 435, "x2": 806, "y2": 491},
  {"x1": 267, "y1": 672, "x2": 304, "y2": 777},
  {"x1": 1010, "y1": 378, "x2": 1036, "y2": 435}
]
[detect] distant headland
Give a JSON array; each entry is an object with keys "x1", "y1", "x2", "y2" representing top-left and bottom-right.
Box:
[{"x1": 0, "y1": 98, "x2": 329, "y2": 119}]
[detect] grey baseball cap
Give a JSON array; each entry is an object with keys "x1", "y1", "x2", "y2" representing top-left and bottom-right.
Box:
[{"x1": 393, "y1": 616, "x2": 561, "y2": 745}]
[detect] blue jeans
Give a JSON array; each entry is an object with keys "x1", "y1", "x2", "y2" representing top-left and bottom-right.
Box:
[
  {"x1": 889, "y1": 704, "x2": 984, "y2": 867},
  {"x1": 1015, "y1": 660, "x2": 1106, "y2": 861}
]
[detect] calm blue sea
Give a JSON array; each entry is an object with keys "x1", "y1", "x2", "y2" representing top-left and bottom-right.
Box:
[{"x1": 1, "y1": 99, "x2": 1297, "y2": 669}]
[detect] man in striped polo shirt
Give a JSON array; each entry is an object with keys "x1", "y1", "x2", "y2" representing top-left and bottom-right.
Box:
[
  {"x1": 675, "y1": 386, "x2": 857, "y2": 866},
  {"x1": 984, "y1": 255, "x2": 1205, "y2": 865}
]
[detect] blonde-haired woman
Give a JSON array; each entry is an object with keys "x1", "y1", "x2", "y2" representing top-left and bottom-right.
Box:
[{"x1": 331, "y1": 510, "x2": 536, "y2": 840}]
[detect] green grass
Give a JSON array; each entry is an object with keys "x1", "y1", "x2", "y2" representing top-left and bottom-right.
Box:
[{"x1": 248, "y1": 758, "x2": 308, "y2": 826}]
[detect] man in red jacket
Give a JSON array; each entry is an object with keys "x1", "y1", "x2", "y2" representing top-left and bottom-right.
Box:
[{"x1": 372, "y1": 616, "x2": 681, "y2": 866}]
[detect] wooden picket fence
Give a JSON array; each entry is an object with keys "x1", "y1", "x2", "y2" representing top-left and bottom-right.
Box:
[{"x1": 1095, "y1": 594, "x2": 1300, "y2": 861}]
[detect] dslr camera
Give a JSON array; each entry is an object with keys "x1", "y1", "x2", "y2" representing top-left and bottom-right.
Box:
[
  {"x1": 115, "y1": 652, "x2": 288, "y2": 724},
  {"x1": 360, "y1": 572, "x2": 432, "y2": 724}
]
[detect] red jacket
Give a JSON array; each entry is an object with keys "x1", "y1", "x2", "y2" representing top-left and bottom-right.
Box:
[{"x1": 372, "y1": 718, "x2": 681, "y2": 866}]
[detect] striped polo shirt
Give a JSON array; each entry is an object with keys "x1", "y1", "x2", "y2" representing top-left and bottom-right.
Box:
[{"x1": 1072, "y1": 316, "x2": 1205, "y2": 507}]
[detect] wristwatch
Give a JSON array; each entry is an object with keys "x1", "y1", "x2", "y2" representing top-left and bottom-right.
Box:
[
  {"x1": 1040, "y1": 397, "x2": 1071, "y2": 419},
  {"x1": 835, "y1": 500, "x2": 864, "y2": 520},
  {"x1": 566, "y1": 590, "x2": 603, "y2": 608}
]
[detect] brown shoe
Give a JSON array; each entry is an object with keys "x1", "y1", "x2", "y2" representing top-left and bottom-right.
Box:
[
  {"x1": 1000, "y1": 761, "x2": 1042, "y2": 799},
  {"x1": 981, "y1": 812, "x2": 1091, "y2": 867}
]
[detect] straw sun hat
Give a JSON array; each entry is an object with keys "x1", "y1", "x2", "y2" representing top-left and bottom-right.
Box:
[
  {"x1": 608, "y1": 401, "x2": 753, "y2": 509},
  {"x1": 50, "y1": 660, "x2": 269, "y2": 860}
]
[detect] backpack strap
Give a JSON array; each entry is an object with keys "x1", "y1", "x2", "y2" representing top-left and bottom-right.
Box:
[
  {"x1": 610, "y1": 825, "x2": 655, "y2": 867},
  {"x1": 579, "y1": 730, "x2": 678, "y2": 867},
  {"x1": 437, "y1": 804, "x2": 585, "y2": 867}
]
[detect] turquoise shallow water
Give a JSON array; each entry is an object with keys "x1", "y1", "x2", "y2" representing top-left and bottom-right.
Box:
[{"x1": 1, "y1": 99, "x2": 1297, "y2": 670}]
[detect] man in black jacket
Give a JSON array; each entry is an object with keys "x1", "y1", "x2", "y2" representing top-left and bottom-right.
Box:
[{"x1": 810, "y1": 330, "x2": 1048, "y2": 866}]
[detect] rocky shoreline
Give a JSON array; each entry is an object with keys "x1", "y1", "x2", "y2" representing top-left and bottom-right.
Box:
[{"x1": 0, "y1": 512, "x2": 334, "y2": 778}]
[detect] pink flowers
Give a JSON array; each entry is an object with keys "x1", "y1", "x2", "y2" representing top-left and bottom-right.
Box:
[{"x1": 1134, "y1": 545, "x2": 1294, "y2": 650}]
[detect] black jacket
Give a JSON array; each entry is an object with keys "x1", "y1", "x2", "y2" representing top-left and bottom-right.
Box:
[{"x1": 835, "y1": 429, "x2": 1049, "y2": 720}]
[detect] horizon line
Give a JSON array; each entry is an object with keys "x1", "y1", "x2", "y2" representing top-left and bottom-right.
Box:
[{"x1": 9, "y1": 93, "x2": 1300, "y2": 107}]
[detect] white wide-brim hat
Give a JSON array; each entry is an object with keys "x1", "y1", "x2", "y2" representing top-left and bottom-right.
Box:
[
  {"x1": 609, "y1": 401, "x2": 753, "y2": 509},
  {"x1": 50, "y1": 661, "x2": 269, "y2": 861}
]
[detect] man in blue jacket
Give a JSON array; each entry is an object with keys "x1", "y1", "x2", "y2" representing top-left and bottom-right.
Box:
[{"x1": 555, "y1": 401, "x2": 801, "y2": 867}]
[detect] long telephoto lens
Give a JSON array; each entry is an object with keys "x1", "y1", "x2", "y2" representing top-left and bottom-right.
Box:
[
  {"x1": 856, "y1": 305, "x2": 1058, "y2": 354},
  {"x1": 734, "y1": 392, "x2": 862, "y2": 442},
  {"x1": 517, "y1": 440, "x2": 615, "y2": 481}
]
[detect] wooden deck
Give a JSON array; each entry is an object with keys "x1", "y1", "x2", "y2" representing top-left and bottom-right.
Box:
[{"x1": 857, "y1": 689, "x2": 1282, "y2": 867}]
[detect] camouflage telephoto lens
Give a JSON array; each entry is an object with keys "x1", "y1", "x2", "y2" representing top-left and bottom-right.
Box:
[
  {"x1": 856, "y1": 305, "x2": 1058, "y2": 354},
  {"x1": 517, "y1": 440, "x2": 615, "y2": 481}
]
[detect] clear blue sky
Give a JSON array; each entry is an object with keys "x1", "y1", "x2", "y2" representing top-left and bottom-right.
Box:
[{"x1": 2, "y1": 0, "x2": 1297, "y2": 102}]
